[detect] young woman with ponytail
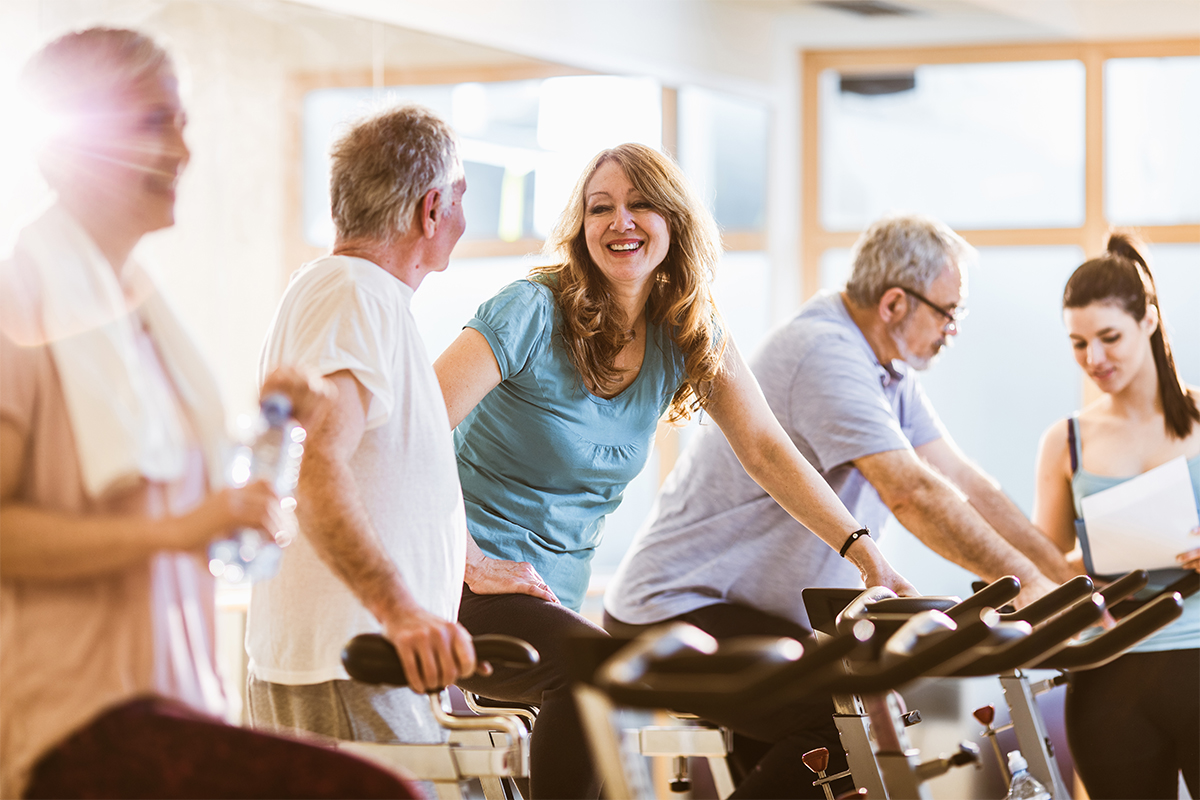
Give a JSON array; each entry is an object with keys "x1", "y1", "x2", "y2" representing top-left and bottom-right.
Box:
[{"x1": 1033, "y1": 233, "x2": 1199, "y2": 798}]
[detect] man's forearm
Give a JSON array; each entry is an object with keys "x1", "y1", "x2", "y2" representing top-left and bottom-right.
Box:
[
  {"x1": 296, "y1": 450, "x2": 420, "y2": 622},
  {"x1": 955, "y1": 471, "x2": 1077, "y2": 583},
  {"x1": 893, "y1": 472, "x2": 1050, "y2": 588}
]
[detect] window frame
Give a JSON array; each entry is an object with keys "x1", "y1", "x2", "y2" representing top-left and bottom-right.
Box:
[
  {"x1": 800, "y1": 38, "x2": 1200, "y2": 303},
  {"x1": 285, "y1": 61, "x2": 590, "y2": 273},
  {"x1": 287, "y1": 67, "x2": 769, "y2": 277}
]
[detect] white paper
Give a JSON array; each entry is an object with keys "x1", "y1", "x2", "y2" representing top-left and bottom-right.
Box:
[{"x1": 1080, "y1": 455, "x2": 1199, "y2": 574}]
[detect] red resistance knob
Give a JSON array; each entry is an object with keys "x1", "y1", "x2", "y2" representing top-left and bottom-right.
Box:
[
  {"x1": 802, "y1": 747, "x2": 830, "y2": 774},
  {"x1": 973, "y1": 705, "x2": 996, "y2": 726}
]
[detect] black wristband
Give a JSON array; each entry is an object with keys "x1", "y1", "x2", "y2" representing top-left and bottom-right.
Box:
[{"x1": 839, "y1": 527, "x2": 871, "y2": 558}]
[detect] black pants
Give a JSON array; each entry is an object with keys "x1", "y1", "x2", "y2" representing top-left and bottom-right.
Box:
[
  {"x1": 456, "y1": 585, "x2": 605, "y2": 799},
  {"x1": 606, "y1": 602, "x2": 856, "y2": 800},
  {"x1": 1066, "y1": 648, "x2": 1199, "y2": 799}
]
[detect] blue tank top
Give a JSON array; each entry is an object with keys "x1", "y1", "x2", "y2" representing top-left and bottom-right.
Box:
[{"x1": 1068, "y1": 415, "x2": 1200, "y2": 652}]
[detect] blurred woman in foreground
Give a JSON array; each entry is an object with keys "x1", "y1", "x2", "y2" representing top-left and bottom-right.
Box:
[
  {"x1": 0, "y1": 27, "x2": 413, "y2": 799},
  {"x1": 1033, "y1": 233, "x2": 1199, "y2": 799}
]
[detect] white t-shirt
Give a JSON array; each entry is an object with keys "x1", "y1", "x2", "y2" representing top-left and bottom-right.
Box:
[{"x1": 246, "y1": 255, "x2": 467, "y2": 685}]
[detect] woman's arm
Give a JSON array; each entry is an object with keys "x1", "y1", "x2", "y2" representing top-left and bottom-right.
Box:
[
  {"x1": 0, "y1": 419, "x2": 286, "y2": 580},
  {"x1": 703, "y1": 338, "x2": 916, "y2": 595},
  {"x1": 0, "y1": 366, "x2": 332, "y2": 582},
  {"x1": 1175, "y1": 387, "x2": 1200, "y2": 572},
  {"x1": 1031, "y1": 419, "x2": 1084, "y2": 562},
  {"x1": 433, "y1": 328, "x2": 558, "y2": 602},
  {"x1": 434, "y1": 328, "x2": 503, "y2": 429}
]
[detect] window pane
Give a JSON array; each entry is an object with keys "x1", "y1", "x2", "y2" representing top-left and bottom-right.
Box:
[
  {"x1": 678, "y1": 87, "x2": 770, "y2": 232},
  {"x1": 819, "y1": 61, "x2": 1085, "y2": 231},
  {"x1": 819, "y1": 247, "x2": 854, "y2": 291},
  {"x1": 1105, "y1": 57, "x2": 1200, "y2": 225},
  {"x1": 1148, "y1": 243, "x2": 1200, "y2": 385},
  {"x1": 302, "y1": 76, "x2": 661, "y2": 247},
  {"x1": 919, "y1": 246, "x2": 1084, "y2": 513}
]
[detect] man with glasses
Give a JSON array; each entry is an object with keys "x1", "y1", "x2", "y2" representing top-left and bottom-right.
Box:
[{"x1": 602, "y1": 214, "x2": 1073, "y2": 799}]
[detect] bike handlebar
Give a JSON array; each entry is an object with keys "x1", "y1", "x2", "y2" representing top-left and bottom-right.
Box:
[
  {"x1": 1002, "y1": 575, "x2": 1094, "y2": 626},
  {"x1": 948, "y1": 595, "x2": 1104, "y2": 676},
  {"x1": 341, "y1": 633, "x2": 539, "y2": 690},
  {"x1": 1031, "y1": 593, "x2": 1184, "y2": 670}
]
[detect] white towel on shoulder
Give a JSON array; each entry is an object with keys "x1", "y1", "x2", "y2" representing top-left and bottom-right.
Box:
[{"x1": 10, "y1": 204, "x2": 228, "y2": 498}]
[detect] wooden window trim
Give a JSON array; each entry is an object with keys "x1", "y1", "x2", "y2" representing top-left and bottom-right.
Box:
[
  {"x1": 800, "y1": 38, "x2": 1200, "y2": 303},
  {"x1": 285, "y1": 62, "x2": 589, "y2": 274},
  {"x1": 287, "y1": 66, "x2": 769, "y2": 279}
]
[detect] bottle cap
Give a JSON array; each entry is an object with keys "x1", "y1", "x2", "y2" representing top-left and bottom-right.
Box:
[
  {"x1": 261, "y1": 393, "x2": 293, "y2": 426},
  {"x1": 1007, "y1": 749, "x2": 1028, "y2": 772}
]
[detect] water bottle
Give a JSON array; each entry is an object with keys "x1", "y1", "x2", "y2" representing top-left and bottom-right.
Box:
[
  {"x1": 1005, "y1": 750, "x2": 1052, "y2": 800},
  {"x1": 208, "y1": 393, "x2": 306, "y2": 583}
]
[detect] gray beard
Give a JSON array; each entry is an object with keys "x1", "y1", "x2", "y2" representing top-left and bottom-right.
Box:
[{"x1": 889, "y1": 313, "x2": 942, "y2": 371}]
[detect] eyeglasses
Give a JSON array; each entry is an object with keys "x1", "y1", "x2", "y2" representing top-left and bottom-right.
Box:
[{"x1": 895, "y1": 287, "x2": 968, "y2": 332}]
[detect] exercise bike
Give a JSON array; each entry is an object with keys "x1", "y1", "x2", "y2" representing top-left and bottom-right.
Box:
[{"x1": 341, "y1": 633, "x2": 539, "y2": 800}]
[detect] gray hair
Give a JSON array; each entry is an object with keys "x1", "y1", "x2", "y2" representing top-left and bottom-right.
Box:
[
  {"x1": 329, "y1": 104, "x2": 463, "y2": 243},
  {"x1": 844, "y1": 214, "x2": 975, "y2": 307}
]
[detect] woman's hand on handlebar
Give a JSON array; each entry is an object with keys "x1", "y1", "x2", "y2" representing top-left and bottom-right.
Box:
[
  {"x1": 464, "y1": 535, "x2": 559, "y2": 603},
  {"x1": 1176, "y1": 526, "x2": 1200, "y2": 573}
]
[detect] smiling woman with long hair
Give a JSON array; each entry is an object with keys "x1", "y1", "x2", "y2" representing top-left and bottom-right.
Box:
[
  {"x1": 1033, "y1": 233, "x2": 1200, "y2": 799},
  {"x1": 433, "y1": 142, "x2": 914, "y2": 798}
]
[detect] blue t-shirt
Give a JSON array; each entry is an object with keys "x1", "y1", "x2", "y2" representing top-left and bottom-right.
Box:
[
  {"x1": 1068, "y1": 416, "x2": 1200, "y2": 653},
  {"x1": 456, "y1": 279, "x2": 688, "y2": 611}
]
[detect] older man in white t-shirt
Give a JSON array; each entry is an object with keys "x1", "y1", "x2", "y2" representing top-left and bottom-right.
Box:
[{"x1": 246, "y1": 105, "x2": 475, "y2": 745}]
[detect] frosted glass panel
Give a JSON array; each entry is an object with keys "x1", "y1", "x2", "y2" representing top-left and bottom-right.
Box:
[
  {"x1": 919, "y1": 246, "x2": 1084, "y2": 513},
  {"x1": 1148, "y1": 243, "x2": 1200, "y2": 386},
  {"x1": 678, "y1": 87, "x2": 770, "y2": 232},
  {"x1": 712, "y1": 251, "x2": 772, "y2": 357},
  {"x1": 820, "y1": 61, "x2": 1085, "y2": 231},
  {"x1": 1105, "y1": 57, "x2": 1200, "y2": 225},
  {"x1": 819, "y1": 247, "x2": 854, "y2": 291}
]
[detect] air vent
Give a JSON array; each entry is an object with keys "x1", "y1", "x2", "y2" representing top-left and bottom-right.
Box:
[
  {"x1": 840, "y1": 72, "x2": 916, "y2": 95},
  {"x1": 814, "y1": 0, "x2": 917, "y2": 17}
]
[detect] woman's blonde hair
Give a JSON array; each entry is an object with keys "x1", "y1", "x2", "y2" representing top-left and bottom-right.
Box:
[{"x1": 533, "y1": 143, "x2": 725, "y2": 423}]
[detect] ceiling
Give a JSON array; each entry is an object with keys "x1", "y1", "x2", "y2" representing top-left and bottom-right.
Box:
[{"x1": 750, "y1": 0, "x2": 1200, "y2": 48}]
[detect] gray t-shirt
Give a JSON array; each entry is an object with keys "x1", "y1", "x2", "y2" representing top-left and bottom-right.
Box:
[{"x1": 604, "y1": 291, "x2": 947, "y2": 630}]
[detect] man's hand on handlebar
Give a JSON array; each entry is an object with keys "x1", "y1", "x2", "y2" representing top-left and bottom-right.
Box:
[
  {"x1": 868, "y1": 566, "x2": 919, "y2": 598},
  {"x1": 847, "y1": 536, "x2": 919, "y2": 596},
  {"x1": 1012, "y1": 572, "x2": 1061, "y2": 611},
  {"x1": 380, "y1": 607, "x2": 482, "y2": 694}
]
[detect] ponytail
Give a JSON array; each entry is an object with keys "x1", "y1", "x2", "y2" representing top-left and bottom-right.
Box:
[{"x1": 1063, "y1": 232, "x2": 1199, "y2": 439}]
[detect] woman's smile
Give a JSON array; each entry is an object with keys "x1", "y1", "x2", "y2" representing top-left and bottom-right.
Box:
[{"x1": 583, "y1": 159, "x2": 670, "y2": 288}]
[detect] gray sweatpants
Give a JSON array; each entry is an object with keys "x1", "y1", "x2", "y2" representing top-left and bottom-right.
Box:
[
  {"x1": 247, "y1": 675, "x2": 449, "y2": 745},
  {"x1": 248, "y1": 677, "x2": 448, "y2": 796}
]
